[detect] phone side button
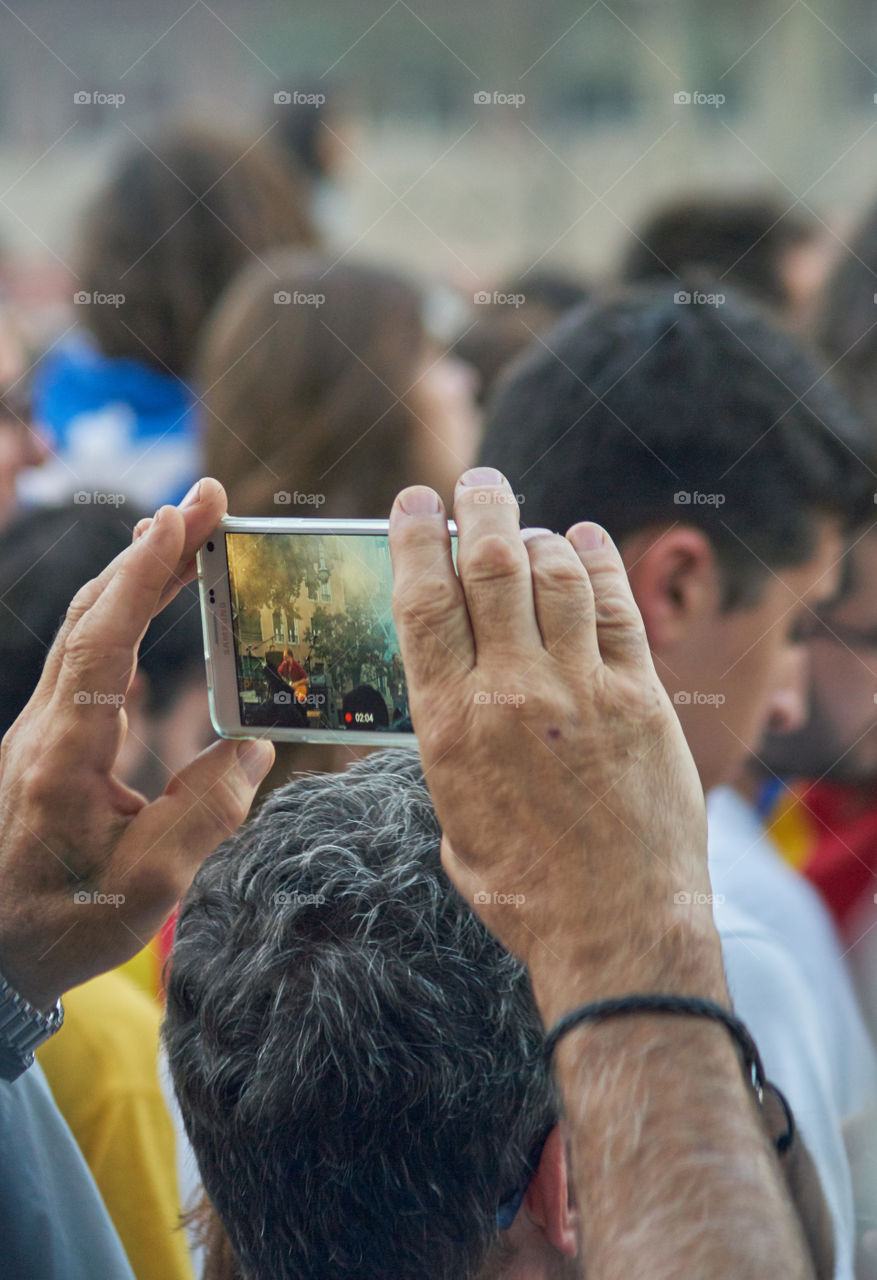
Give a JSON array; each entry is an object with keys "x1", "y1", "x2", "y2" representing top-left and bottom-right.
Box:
[{"x1": 204, "y1": 655, "x2": 214, "y2": 689}]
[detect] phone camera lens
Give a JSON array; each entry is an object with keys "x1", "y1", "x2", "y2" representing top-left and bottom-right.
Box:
[{"x1": 206, "y1": 541, "x2": 214, "y2": 552}]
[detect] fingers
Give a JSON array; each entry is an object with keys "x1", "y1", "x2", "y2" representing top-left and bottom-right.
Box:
[
  {"x1": 38, "y1": 477, "x2": 226, "y2": 702},
  {"x1": 390, "y1": 485, "x2": 474, "y2": 697},
  {"x1": 453, "y1": 468, "x2": 543, "y2": 658},
  {"x1": 521, "y1": 528, "x2": 600, "y2": 672},
  {"x1": 119, "y1": 737, "x2": 275, "y2": 897},
  {"x1": 566, "y1": 523, "x2": 651, "y2": 669},
  {"x1": 48, "y1": 509, "x2": 188, "y2": 769}
]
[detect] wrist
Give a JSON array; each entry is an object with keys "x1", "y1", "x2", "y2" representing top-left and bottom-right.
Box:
[{"x1": 527, "y1": 913, "x2": 728, "y2": 1027}]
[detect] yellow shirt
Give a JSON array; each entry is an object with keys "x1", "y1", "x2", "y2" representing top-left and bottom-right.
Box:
[{"x1": 37, "y1": 971, "x2": 194, "y2": 1280}]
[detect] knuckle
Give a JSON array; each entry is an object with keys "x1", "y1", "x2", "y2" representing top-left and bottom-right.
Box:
[
  {"x1": 392, "y1": 574, "x2": 459, "y2": 630},
  {"x1": 458, "y1": 532, "x2": 523, "y2": 583},
  {"x1": 203, "y1": 771, "x2": 250, "y2": 835}
]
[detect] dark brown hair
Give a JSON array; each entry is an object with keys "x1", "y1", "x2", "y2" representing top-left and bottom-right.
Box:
[
  {"x1": 78, "y1": 124, "x2": 315, "y2": 378},
  {"x1": 198, "y1": 250, "x2": 425, "y2": 518}
]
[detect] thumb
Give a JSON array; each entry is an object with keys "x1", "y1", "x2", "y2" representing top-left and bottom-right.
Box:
[{"x1": 121, "y1": 737, "x2": 275, "y2": 894}]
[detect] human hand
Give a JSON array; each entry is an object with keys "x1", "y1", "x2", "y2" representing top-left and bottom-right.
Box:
[
  {"x1": 390, "y1": 468, "x2": 719, "y2": 1016},
  {"x1": 0, "y1": 478, "x2": 274, "y2": 1010}
]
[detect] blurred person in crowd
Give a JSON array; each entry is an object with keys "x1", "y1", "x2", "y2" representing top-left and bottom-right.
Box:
[
  {"x1": 199, "y1": 249, "x2": 479, "y2": 790},
  {"x1": 269, "y1": 79, "x2": 356, "y2": 245},
  {"x1": 0, "y1": 304, "x2": 49, "y2": 526},
  {"x1": 0, "y1": 501, "x2": 212, "y2": 1279},
  {"x1": 199, "y1": 250, "x2": 479, "y2": 518},
  {"x1": 749, "y1": 198, "x2": 877, "y2": 1053},
  {"x1": 454, "y1": 268, "x2": 589, "y2": 406},
  {"x1": 166, "y1": 749, "x2": 826, "y2": 1280},
  {"x1": 621, "y1": 192, "x2": 824, "y2": 316},
  {"x1": 27, "y1": 125, "x2": 315, "y2": 511},
  {"x1": 478, "y1": 283, "x2": 877, "y2": 1279}
]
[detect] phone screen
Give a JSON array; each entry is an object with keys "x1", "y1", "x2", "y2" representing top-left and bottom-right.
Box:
[{"x1": 224, "y1": 528, "x2": 413, "y2": 736}]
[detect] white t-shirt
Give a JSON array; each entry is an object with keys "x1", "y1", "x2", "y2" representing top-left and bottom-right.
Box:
[{"x1": 709, "y1": 786, "x2": 877, "y2": 1280}]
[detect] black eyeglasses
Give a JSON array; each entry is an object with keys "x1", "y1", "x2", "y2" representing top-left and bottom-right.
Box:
[{"x1": 495, "y1": 1123, "x2": 554, "y2": 1230}]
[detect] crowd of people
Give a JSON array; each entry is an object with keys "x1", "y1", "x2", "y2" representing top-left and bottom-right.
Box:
[{"x1": 3, "y1": 102, "x2": 877, "y2": 1280}]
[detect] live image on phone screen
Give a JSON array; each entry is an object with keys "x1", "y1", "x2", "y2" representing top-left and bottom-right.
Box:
[{"x1": 225, "y1": 531, "x2": 411, "y2": 734}]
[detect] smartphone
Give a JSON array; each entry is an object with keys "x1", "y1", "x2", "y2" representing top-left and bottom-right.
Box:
[{"x1": 198, "y1": 516, "x2": 456, "y2": 745}]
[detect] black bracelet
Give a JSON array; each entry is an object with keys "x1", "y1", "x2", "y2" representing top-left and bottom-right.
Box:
[{"x1": 544, "y1": 994, "x2": 795, "y2": 1157}]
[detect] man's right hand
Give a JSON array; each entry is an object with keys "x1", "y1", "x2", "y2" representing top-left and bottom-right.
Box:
[
  {"x1": 390, "y1": 467, "x2": 721, "y2": 1016},
  {"x1": 0, "y1": 478, "x2": 274, "y2": 1011}
]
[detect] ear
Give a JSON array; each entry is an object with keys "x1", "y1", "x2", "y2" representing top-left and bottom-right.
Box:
[
  {"x1": 522, "y1": 1125, "x2": 578, "y2": 1258},
  {"x1": 622, "y1": 526, "x2": 721, "y2": 651}
]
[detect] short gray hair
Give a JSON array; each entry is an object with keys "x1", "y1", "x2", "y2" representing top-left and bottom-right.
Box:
[{"x1": 164, "y1": 749, "x2": 556, "y2": 1280}]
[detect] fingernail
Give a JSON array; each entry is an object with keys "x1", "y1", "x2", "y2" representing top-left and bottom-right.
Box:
[
  {"x1": 237, "y1": 738, "x2": 275, "y2": 784},
  {"x1": 521, "y1": 527, "x2": 555, "y2": 542},
  {"x1": 132, "y1": 517, "x2": 152, "y2": 542},
  {"x1": 397, "y1": 486, "x2": 441, "y2": 515},
  {"x1": 568, "y1": 522, "x2": 605, "y2": 552},
  {"x1": 149, "y1": 505, "x2": 169, "y2": 533},
  {"x1": 180, "y1": 480, "x2": 201, "y2": 509},
  {"x1": 459, "y1": 466, "x2": 504, "y2": 487}
]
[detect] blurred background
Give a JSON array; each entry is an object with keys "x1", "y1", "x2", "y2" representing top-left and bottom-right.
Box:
[{"x1": 2, "y1": 0, "x2": 876, "y2": 297}]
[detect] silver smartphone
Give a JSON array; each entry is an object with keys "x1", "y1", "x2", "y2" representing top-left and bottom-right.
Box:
[{"x1": 198, "y1": 516, "x2": 456, "y2": 745}]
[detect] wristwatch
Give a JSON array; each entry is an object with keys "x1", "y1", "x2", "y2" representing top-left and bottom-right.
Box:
[{"x1": 0, "y1": 972, "x2": 64, "y2": 1082}]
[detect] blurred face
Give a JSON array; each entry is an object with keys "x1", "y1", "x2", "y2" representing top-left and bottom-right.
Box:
[
  {"x1": 656, "y1": 522, "x2": 842, "y2": 792},
  {"x1": 758, "y1": 530, "x2": 877, "y2": 783},
  {"x1": 408, "y1": 348, "x2": 480, "y2": 506},
  {"x1": 0, "y1": 319, "x2": 48, "y2": 529}
]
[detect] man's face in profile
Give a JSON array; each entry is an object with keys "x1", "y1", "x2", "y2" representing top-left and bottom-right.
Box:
[{"x1": 758, "y1": 531, "x2": 877, "y2": 783}]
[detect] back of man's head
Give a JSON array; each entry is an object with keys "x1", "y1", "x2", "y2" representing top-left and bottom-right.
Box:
[
  {"x1": 479, "y1": 283, "x2": 873, "y2": 607},
  {"x1": 621, "y1": 193, "x2": 815, "y2": 308},
  {"x1": 164, "y1": 750, "x2": 556, "y2": 1280}
]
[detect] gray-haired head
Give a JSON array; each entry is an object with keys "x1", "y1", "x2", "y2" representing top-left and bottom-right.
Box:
[{"x1": 164, "y1": 749, "x2": 556, "y2": 1280}]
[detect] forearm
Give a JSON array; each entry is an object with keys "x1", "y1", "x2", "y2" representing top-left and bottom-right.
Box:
[{"x1": 532, "y1": 942, "x2": 814, "y2": 1280}]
